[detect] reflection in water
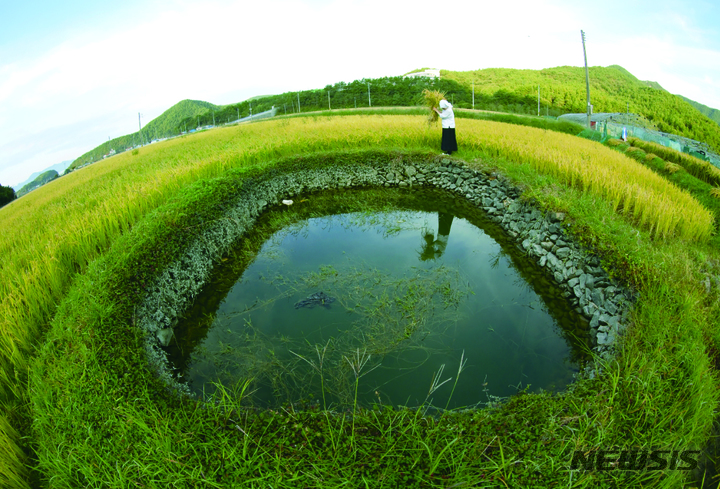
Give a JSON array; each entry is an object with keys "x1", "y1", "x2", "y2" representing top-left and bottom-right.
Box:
[
  {"x1": 167, "y1": 188, "x2": 591, "y2": 410},
  {"x1": 419, "y1": 212, "x2": 454, "y2": 261}
]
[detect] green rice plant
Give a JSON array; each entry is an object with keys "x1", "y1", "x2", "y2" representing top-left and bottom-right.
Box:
[
  {"x1": 624, "y1": 146, "x2": 646, "y2": 160},
  {"x1": 461, "y1": 119, "x2": 714, "y2": 241},
  {"x1": 627, "y1": 137, "x2": 720, "y2": 186},
  {"x1": 4, "y1": 113, "x2": 720, "y2": 486},
  {"x1": 644, "y1": 152, "x2": 658, "y2": 162},
  {"x1": 664, "y1": 162, "x2": 682, "y2": 174}
]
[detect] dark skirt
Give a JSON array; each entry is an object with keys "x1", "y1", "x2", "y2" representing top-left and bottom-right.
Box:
[{"x1": 441, "y1": 128, "x2": 458, "y2": 153}]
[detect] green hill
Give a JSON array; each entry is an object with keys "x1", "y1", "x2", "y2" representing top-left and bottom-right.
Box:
[
  {"x1": 67, "y1": 65, "x2": 720, "y2": 173},
  {"x1": 68, "y1": 100, "x2": 219, "y2": 171},
  {"x1": 609, "y1": 71, "x2": 719, "y2": 128},
  {"x1": 17, "y1": 170, "x2": 58, "y2": 197},
  {"x1": 442, "y1": 65, "x2": 720, "y2": 153},
  {"x1": 143, "y1": 99, "x2": 218, "y2": 137},
  {"x1": 679, "y1": 95, "x2": 720, "y2": 127}
]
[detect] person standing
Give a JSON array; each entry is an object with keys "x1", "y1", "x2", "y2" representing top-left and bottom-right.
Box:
[{"x1": 433, "y1": 99, "x2": 457, "y2": 155}]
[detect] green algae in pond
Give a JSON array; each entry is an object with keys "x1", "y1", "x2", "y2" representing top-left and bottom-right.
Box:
[{"x1": 166, "y1": 188, "x2": 590, "y2": 409}]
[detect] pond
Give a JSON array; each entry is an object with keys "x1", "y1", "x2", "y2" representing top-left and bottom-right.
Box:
[{"x1": 166, "y1": 187, "x2": 590, "y2": 410}]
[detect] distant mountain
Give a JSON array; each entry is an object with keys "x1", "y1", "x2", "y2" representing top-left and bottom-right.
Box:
[
  {"x1": 679, "y1": 96, "x2": 720, "y2": 127},
  {"x1": 17, "y1": 170, "x2": 59, "y2": 197},
  {"x1": 68, "y1": 100, "x2": 219, "y2": 170},
  {"x1": 13, "y1": 160, "x2": 72, "y2": 191}
]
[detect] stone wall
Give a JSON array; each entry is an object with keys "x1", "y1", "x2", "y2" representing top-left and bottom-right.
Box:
[{"x1": 134, "y1": 156, "x2": 634, "y2": 395}]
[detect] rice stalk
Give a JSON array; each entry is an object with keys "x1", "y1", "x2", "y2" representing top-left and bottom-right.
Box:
[{"x1": 421, "y1": 89, "x2": 445, "y2": 124}]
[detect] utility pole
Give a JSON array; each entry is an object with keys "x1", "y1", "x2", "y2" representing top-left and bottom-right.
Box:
[
  {"x1": 138, "y1": 113, "x2": 143, "y2": 146},
  {"x1": 297, "y1": 92, "x2": 301, "y2": 113},
  {"x1": 581, "y1": 30, "x2": 591, "y2": 128},
  {"x1": 237, "y1": 108, "x2": 240, "y2": 121},
  {"x1": 367, "y1": 82, "x2": 371, "y2": 107},
  {"x1": 212, "y1": 112, "x2": 215, "y2": 126},
  {"x1": 328, "y1": 90, "x2": 331, "y2": 110},
  {"x1": 472, "y1": 82, "x2": 475, "y2": 110},
  {"x1": 250, "y1": 103, "x2": 253, "y2": 120}
]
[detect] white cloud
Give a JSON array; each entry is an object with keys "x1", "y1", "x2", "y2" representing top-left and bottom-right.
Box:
[{"x1": 1, "y1": 0, "x2": 719, "y2": 186}]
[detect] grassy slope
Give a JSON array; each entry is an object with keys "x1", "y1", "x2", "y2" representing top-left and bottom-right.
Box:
[
  {"x1": 16, "y1": 170, "x2": 58, "y2": 197},
  {"x1": 443, "y1": 65, "x2": 720, "y2": 153},
  {"x1": 143, "y1": 99, "x2": 219, "y2": 136},
  {"x1": 68, "y1": 99, "x2": 218, "y2": 170},
  {"x1": 68, "y1": 65, "x2": 720, "y2": 179},
  {"x1": 680, "y1": 95, "x2": 720, "y2": 127},
  {"x1": 1, "y1": 114, "x2": 719, "y2": 487}
]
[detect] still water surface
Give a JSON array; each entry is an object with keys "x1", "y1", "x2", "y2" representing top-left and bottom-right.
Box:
[{"x1": 167, "y1": 189, "x2": 589, "y2": 409}]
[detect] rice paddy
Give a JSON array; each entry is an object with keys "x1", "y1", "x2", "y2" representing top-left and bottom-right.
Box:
[
  {"x1": 627, "y1": 136, "x2": 720, "y2": 186},
  {"x1": 1, "y1": 112, "x2": 719, "y2": 487}
]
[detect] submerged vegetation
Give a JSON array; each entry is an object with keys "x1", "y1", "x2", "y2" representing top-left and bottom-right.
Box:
[
  {"x1": 0, "y1": 112, "x2": 719, "y2": 486},
  {"x1": 190, "y1": 262, "x2": 471, "y2": 407}
]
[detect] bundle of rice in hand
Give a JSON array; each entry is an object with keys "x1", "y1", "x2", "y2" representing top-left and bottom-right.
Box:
[{"x1": 422, "y1": 89, "x2": 446, "y2": 124}]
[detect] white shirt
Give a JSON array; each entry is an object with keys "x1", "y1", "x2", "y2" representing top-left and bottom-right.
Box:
[{"x1": 438, "y1": 104, "x2": 455, "y2": 129}]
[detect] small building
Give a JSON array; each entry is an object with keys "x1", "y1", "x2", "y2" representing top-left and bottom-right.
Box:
[{"x1": 404, "y1": 69, "x2": 440, "y2": 79}]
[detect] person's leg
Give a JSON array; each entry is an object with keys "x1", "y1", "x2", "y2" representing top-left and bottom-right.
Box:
[
  {"x1": 448, "y1": 128, "x2": 458, "y2": 154},
  {"x1": 441, "y1": 128, "x2": 451, "y2": 154}
]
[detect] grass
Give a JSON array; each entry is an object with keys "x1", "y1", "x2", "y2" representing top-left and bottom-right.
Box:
[
  {"x1": 0, "y1": 113, "x2": 718, "y2": 486},
  {"x1": 627, "y1": 136, "x2": 720, "y2": 186},
  {"x1": 593, "y1": 136, "x2": 720, "y2": 249}
]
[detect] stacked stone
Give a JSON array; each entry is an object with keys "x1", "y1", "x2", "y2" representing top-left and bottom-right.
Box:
[
  {"x1": 399, "y1": 159, "x2": 633, "y2": 357},
  {"x1": 136, "y1": 157, "x2": 634, "y2": 394}
]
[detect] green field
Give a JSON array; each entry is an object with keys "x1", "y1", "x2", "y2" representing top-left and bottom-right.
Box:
[
  {"x1": 2, "y1": 113, "x2": 720, "y2": 487},
  {"x1": 68, "y1": 65, "x2": 720, "y2": 170}
]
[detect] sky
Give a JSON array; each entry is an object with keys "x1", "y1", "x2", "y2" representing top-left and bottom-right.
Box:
[{"x1": 1, "y1": 0, "x2": 719, "y2": 188}]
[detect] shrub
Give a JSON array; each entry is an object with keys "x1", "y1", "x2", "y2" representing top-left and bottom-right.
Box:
[{"x1": 0, "y1": 184, "x2": 15, "y2": 208}]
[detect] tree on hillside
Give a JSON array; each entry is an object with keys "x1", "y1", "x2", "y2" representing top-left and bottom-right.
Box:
[{"x1": 0, "y1": 184, "x2": 16, "y2": 208}]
